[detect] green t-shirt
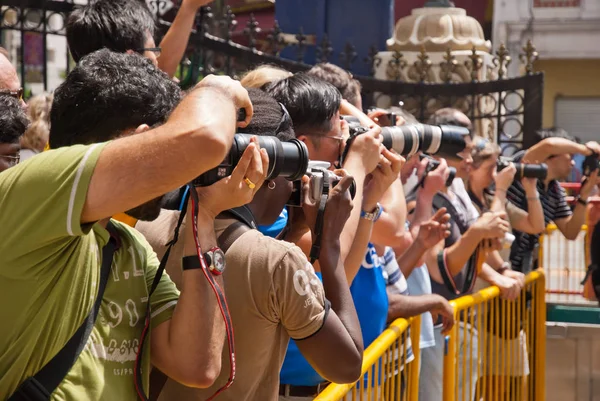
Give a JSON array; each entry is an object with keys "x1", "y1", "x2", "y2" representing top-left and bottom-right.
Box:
[{"x1": 0, "y1": 144, "x2": 180, "y2": 400}]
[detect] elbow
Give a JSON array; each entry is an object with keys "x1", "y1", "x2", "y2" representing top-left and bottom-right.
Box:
[
  {"x1": 565, "y1": 231, "x2": 579, "y2": 241},
  {"x1": 330, "y1": 351, "x2": 363, "y2": 384},
  {"x1": 177, "y1": 359, "x2": 222, "y2": 389}
]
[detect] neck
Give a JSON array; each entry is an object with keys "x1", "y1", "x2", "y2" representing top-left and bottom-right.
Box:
[
  {"x1": 246, "y1": 202, "x2": 267, "y2": 226},
  {"x1": 469, "y1": 182, "x2": 485, "y2": 200}
]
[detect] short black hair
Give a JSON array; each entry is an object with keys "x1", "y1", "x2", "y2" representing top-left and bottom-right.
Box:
[
  {"x1": 50, "y1": 49, "x2": 182, "y2": 148},
  {"x1": 67, "y1": 0, "x2": 155, "y2": 62},
  {"x1": 0, "y1": 94, "x2": 28, "y2": 144},
  {"x1": 308, "y1": 63, "x2": 362, "y2": 107},
  {"x1": 265, "y1": 72, "x2": 341, "y2": 137},
  {"x1": 534, "y1": 127, "x2": 577, "y2": 143},
  {"x1": 241, "y1": 88, "x2": 295, "y2": 142}
]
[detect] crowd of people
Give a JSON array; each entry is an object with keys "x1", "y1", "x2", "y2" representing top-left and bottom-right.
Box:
[{"x1": 1, "y1": 1, "x2": 599, "y2": 401}]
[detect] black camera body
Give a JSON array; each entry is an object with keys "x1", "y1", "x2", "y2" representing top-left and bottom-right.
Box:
[
  {"x1": 497, "y1": 158, "x2": 548, "y2": 181},
  {"x1": 193, "y1": 133, "x2": 309, "y2": 187},
  {"x1": 419, "y1": 154, "x2": 456, "y2": 187},
  {"x1": 583, "y1": 152, "x2": 599, "y2": 177},
  {"x1": 287, "y1": 161, "x2": 356, "y2": 207},
  {"x1": 342, "y1": 116, "x2": 468, "y2": 159}
]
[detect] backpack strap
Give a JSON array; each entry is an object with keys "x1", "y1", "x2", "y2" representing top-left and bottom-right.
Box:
[{"x1": 9, "y1": 221, "x2": 119, "y2": 401}]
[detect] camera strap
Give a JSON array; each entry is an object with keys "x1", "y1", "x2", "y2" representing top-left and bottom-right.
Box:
[
  {"x1": 309, "y1": 180, "x2": 330, "y2": 264},
  {"x1": 8, "y1": 222, "x2": 119, "y2": 401},
  {"x1": 433, "y1": 193, "x2": 479, "y2": 295},
  {"x1": 142, "y1": 187, "x2": 237, "y2": 401}
]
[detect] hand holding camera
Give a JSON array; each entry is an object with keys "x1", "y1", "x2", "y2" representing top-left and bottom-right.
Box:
[
  {"x1": 194, "y1": 75, "x2": 253, "y2": 128},
  {"x1": 495, "y1": 161, "x2": 516, "y2": 192},
  {"x1": 301, "y1": 170, "x2": 355, "y2": 244},
  {"x1": 473, "y1": 211, "x2": 510, "y2": 239},
  {"x1": 418, "y1": 155, "x2": 454, "y2": 190},
  {"x1": 362, "y1": 149, "x2": 404, "y2": 211},
  {"x1": 343, "y1": 125, "x2": 383, "y2": 174},
  {"x1": 194, "y1": 137, "x2": 268, "y2": 218}
]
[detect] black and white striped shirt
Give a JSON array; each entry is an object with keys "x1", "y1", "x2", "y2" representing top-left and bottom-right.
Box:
[{"x1": 507, "y1": 153, "x2": 572, "y2": 272}]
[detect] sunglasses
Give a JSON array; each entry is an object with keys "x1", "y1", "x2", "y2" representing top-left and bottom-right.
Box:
[
  {"x1": 0, "y1": 88, "x2": 24, "y2": 101},
  {"x1": 0, "y1": 154, "x2": 20, "y2": 167},
  {"x1": 139, "y1": 47, "x2": 162, "y2": 57}
]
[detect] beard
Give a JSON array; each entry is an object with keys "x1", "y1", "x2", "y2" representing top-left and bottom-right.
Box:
[{"x1": 125, "y1": 196, "x2": 164, "y2": 222}]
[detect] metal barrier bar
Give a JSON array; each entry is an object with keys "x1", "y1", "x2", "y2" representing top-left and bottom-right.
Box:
[
  {"x1": 443, "y1": 270, "x2": 546, "y2": 401},
  {"x1": 316, "y1": 271, "x2": 545, "y2": 401},
  {"x1": 314, "y1": 316, "x2": 420, "y2": 401}
]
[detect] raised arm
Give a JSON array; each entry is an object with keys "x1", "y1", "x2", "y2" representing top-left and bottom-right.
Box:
[
  {"x1": 157, "y1": 0, "x2": 212, "y2": 77},
  {"x1": 295, "y1": 174, "x2": 364, "y2": 384},
  {"x1": 151, "y1": 140, "x2": 267, "y2": 387},
  {"x1": 82, "y1": 76, "x2": 252, "y2": 223},
  {"x1": 522, "y1": 137, "x2": 592, "y2": 163}
]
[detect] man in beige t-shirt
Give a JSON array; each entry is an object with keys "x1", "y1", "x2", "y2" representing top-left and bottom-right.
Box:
[{"x1": 138, "y1": 88, "x2": 364, "y2": 400}]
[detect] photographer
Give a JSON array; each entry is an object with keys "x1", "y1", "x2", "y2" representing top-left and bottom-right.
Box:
[
  {"x1": 507, "y1": 128, "x2": 600, "y2": 273},
  {"x1": 0, "y1": 94, "x2": 28, "y2": 173},
  {"x1": 145, "y1": 88, "x2": 363, "y2": 401},
  {"x1": 0, "y1": 50, "x2": 253, "y2": 400},
  {"x1": 419, "y1": 109, "x2": 520, "y2": 401},
  {"x1": 266, "y1": 73, "x2": 384, "y2": 278},
  {"x1": 67, "y1": 0, "x2": 213, "y2": 77}
]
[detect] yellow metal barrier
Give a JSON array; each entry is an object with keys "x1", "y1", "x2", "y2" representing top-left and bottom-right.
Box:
[
  {"x1": 314, "y1": 271, "x2": 545, "y2": 401},
  {"x1": 314, "y1": 316, "x2": 421, "y2": 401},
  {"x1": 540, "y1": 224, "x2": 589, "y2": 303},
  {"x1": 443, "y1": 270, "x2": 546, "y2": 401}
]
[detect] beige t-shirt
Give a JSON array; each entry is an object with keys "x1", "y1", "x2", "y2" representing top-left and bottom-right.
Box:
[{"x1": 137, "y1": 211, "x2": 328, "y2": 401}]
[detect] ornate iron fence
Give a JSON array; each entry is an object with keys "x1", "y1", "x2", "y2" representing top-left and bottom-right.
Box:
[{"x1": 0, "y1": 0, "x2": 544, "y2": 152}]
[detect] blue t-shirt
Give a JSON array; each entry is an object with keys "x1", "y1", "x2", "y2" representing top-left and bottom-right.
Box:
[
  {"x1": 279, "y1": 243, "x2": 389, "y2": 386},
  {"x1": 257, "y1": 207, "x2": 288, "y2": 238}
]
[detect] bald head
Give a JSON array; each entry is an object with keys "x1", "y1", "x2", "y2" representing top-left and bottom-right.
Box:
[
  {"x1": 428, "y1": 107, "x2": 472, "y2": 133},
  {"x1": 0, "y1": 53, "x2": 25, "y2": 108},
  {"x1": 0, "y1": 54, "x2": 19, "y2": 91}
]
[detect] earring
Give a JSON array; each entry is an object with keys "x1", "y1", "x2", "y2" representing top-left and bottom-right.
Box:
[{"x1": 268, "y1": 181, "x2": 276, "y2": 190}]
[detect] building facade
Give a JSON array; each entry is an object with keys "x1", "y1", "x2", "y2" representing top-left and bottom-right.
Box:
[{"x1": 493, "y1": 0, "x2": 600, "y2": 142}]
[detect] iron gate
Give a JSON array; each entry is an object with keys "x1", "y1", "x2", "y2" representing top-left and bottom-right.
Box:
[{"x1": 0, "y1": 0, "x2": 543, "y2": 152}]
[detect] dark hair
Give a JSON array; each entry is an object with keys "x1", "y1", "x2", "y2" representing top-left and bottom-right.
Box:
[
  {"x1": 308, "y1": 63, "x2": 362, "y2": 107},
  {"x1": 66, "y1": 0, "x2": 155, "y2": 62},
  {"x1": 241, "y1": 88, "x2": 295, "y2": 142},
  {"x1": 534, "y1": 127, "x2": 577, "y2": 143},
  {"x1": 428, "y1": 107, "x2": 473, "y2": 137},
  {"x1": 0, "y1": 94, "x2": 28, "y2": 144},
  {"x1": 50, "y1": 49, "x2": 182, "y2": 148},
  {"x1": 265, "y1": 72, "x2": 341, "y2": 137}
]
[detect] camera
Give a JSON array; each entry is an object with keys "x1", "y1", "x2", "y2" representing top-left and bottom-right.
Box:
[
  {"x1": 497, "y1": 158, "x2": 548, "y2": 181},
  {"x1": 342, "y1": 116, "x2": 468, "y2": 158},
  {"x1": 583, "y1": 152, "x2": 599, "y2": 177},
  {"x1": 193, "y1": 134, "x2": 309, "y2": 187},
  {"x1": 287, "y1": 161, "x2": 356, "y2": 207},
  {"x1": 419, "y1": 154, "x2": 456, "y2": 187}
]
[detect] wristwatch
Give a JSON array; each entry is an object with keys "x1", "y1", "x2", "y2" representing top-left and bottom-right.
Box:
[
  {"x1": 360, "y1": 203, "x2": 384, "y2": 222},
  {"x1": 576, "y1": 195, "x2": 589, "y2": 207},
  {"x1": 182, "y1": 247, "x2": 226, "y2": 275},
  {"x1": 203, "y1": 247, "x2": 226, "y2": 275}
]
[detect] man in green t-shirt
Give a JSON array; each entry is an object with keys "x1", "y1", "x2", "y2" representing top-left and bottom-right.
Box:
[{"x1": 0, "y1": 49, "x2": 261, "y2": 400}]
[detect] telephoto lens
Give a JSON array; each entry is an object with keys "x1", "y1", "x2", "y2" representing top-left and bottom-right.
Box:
[
  {"x1": 497, "y1": 159, "x2": 548, "y2": 181},
  {"x1": 193, "y1": 134, "x2": 309, "y2": 187},
  {"x1": 341, "y1": 116, "x2": 468, "y2": 158},
  {"x1": 380, "y1": 124, "x2": 468, "y2": 157}
]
